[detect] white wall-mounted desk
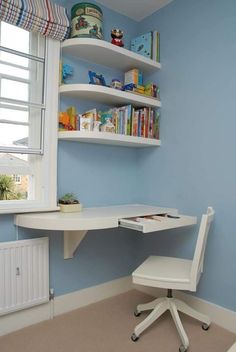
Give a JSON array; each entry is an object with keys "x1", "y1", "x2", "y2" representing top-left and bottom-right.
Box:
[{"x1": 14, "y1": 204, "x2": 197, "y2": 259}]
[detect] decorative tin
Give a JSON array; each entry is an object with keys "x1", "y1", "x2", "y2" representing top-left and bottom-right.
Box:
[{"x1": 71, "y1": 2, "x2": 103, "y2": 39}]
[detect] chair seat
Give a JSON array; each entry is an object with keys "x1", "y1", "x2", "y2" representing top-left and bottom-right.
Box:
[{"x1": 132, "y1": 256, "x2": 193, "y2": 290}]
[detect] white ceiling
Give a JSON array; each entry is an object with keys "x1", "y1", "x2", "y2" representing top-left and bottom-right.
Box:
[{"x1": 96, "y1": 0, "x2": 174, "y2": 21}]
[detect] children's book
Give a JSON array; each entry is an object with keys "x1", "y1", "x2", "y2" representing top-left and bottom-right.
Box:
[
  {"x1": 132, "y1": 110, "x2": 138, "y2": 137},
  {"x1": 112, "y1": 108, "x2": 119, "y2": 133},
  {"x1": 144, "y1": 107, "x2": 150, "y2": 138},
  {"x1": 137, "y1": 110, "x2": 142, "y2": 137},
  {"x1": 131, "y1": 32, "x2": 153, "y2": 59},
  {"x1": 100, "y1": 110, "x2": 112, "y2": 125},
  {"x1": 80, "y1": 108, "x2": 97, "y2": 131},
  {"x1": 126, "y1": 105, "x2": 132, "y2": 135},
  {"x1": 153, "y1": 110, "x2": 160, "y2": 139},
  {"x1": 149, "y1": 110, "x2": 154, "y2": 138},
  {"x1": 140, "y1": 110, "x2": 145, "y2": 137}
]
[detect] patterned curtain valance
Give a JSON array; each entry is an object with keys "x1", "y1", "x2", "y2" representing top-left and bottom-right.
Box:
[{"x1": 0, "y1": 0, "x2": 70, "y2": 41}]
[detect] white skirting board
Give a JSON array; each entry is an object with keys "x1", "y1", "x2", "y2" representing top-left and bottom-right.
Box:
[
  {"x1": 0, "y1": 276, "x2": 132, "y2": 336},
  {"x1": 0, "y1": 276, "x2": 235, "y2": 336},
  {"x1": 54, "y1": 276, "x2": 132, "y2": 316}
]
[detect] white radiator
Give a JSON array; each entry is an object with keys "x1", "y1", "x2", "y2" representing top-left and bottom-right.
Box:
[{"x1": 0, "y1": 237, "x2": 49, "y2": 316}]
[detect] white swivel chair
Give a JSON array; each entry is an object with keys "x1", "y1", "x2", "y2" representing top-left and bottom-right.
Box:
[{"x1": 131, "y1": 207, "x2": 214, "y2": 352}]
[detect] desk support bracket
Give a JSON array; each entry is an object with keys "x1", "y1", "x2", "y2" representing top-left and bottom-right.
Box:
[{"x1": 64, "y1": 230, "x2": 88, "y2": 259}]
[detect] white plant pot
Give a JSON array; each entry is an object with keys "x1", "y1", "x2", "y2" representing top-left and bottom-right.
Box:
[{"x1": 59, "y1": 203, "x2": 83, "y2": 213}]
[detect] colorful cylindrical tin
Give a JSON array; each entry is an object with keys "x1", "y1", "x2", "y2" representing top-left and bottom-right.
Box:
[{"x1": 71, "y1": 2, "x2": 103, "y2": 39}]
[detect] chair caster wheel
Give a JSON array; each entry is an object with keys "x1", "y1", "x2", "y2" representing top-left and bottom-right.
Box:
[
  {"x1": 179, "y1": 344, "x2": 188, "y2": 352},
  {"x1": 134, "y1": 310, "x2": 141, "y2": 317},
  {"x1": 131, "y1": 333, "x2": 139, "y2": 342},
  {"x1": 202, "y1": 323, "x2": 210, "y2": 331}
]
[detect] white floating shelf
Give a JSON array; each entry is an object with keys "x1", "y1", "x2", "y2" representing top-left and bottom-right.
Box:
[
  {"x1": 58, "y1": 131, "x2": 161, "y2": 147},
  {"x1": 59, "y1": 84, "x2": 161, "y2": 108},
  {"x1": 61, "y1": 38, "x2": 161, "y2": 73}
]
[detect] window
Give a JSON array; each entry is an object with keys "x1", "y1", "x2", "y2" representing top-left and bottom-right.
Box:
[
  {"x1": 0, "y1": 22, "x2": 60, "y2": 213},
  {"x1": 12, "y1": 175, "x2": 21, "y2": 184}
]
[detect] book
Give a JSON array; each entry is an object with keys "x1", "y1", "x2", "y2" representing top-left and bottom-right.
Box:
[
  {"x1": 112, "y1": 108, "x2": 119, "y2": 133},
  {"x1": 131, "y1": 32, "x2": 153, "y2": 59},
  {"x1": 152, "y1": 31, "x2": 160, "y2": 62},
  {"x1": 149, "y1": 110, "x2": 154, "y2": 138},
  {"x1": 80, "y1": 109, "x2": 97, "y2": 131},
  {"x1": 132, "y1": 110, "x2": 139, "y2": 137},
  {"x1": 144, "y1": 108, "x2": 150, "y2": 138},
  {"x1": 100, "y1": 110, "x2": 113, "y2": 125},
  {"x1": 80, "y1": 116, "x2": 93, "y2": 131},
  {"x1": 153, "y1": 110, "x2": 160, "y2": 139},
  {"x1": 137, "y1": 110, "x2": 142, "y2": 137},
  {"x1": 126, "y1": 105, "x2": 132, "y2": 136},
  {"x1": 118, "y1": 108, "x2": 124, "y2": 134}
]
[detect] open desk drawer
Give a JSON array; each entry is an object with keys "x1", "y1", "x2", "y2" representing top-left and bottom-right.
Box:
[{"x1": 119, "y1": 214, "x2": 197, "y2": 233}]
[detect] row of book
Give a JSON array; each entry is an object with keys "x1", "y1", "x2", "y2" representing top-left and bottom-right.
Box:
[
  {"x1": 107, "y1": 105, "x2": 160, "y2": 139},
  {"x1": 131, "y1": 31, "x2": 160, "y2": 62},
  {"x1": 80, "y1": 105, "x2": 160, "y2": 140}
]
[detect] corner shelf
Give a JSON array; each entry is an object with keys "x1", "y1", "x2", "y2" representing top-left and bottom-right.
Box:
[
  {"x1": 59, "y1": 84, "x2": 161, "y2": 108},
  {"x1": 60, "y1": 38, "x2": 161, "y2": 148},
  {"x1": 58, "y1": 131, "x2": 161, "y2": 147},
  {"x1": 61, "y1": 38, "x2": 161, "y2": 73}
]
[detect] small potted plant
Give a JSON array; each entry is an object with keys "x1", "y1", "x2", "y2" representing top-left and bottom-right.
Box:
[{"x1": 58, "y1": 193, "x2": 82, "y2": 213}]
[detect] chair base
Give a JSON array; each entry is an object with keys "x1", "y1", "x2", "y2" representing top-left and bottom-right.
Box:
[{"x1": 132, "y1": 293, "x2": 211, "y2": 350}]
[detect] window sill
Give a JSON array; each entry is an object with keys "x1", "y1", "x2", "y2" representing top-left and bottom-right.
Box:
[{"x1": 0, "y1": 201, "x2": 59, "y2": 214}]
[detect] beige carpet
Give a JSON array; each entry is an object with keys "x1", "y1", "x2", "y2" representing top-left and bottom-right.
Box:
[{"x1": 0, "y1": 290, "x2": 235, "y2": 352}]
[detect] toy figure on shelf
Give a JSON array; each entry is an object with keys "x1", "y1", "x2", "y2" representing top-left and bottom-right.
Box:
[
  {"x1": 122, "y1": 83, "x2": 136, "y2": 91},
  {"x1": 101, "y1": 118, "x2": 115, "y2": 133},
  {"x1": 111, "y1": 28, "x2": 124, "y2": 47},
  {"x1": 88, "y1": 70, "x2": 107, "y2": 86},
  {"x1": 111, "y1": 79, "x2": 122, "y2": 90},
  {"x1": 59, "y1": 106, "x2": 78, "y2": 131},
  {"x1": 60, "y1": 62, "x2": 73, "y2": 84},
  {"x1": 59, "y1": 112, "x2": 72, "y2": 130}
]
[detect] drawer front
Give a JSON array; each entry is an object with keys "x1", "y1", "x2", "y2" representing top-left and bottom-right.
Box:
[{"x1": 119, "y1": 214, "x2": 197, "y2": 233}]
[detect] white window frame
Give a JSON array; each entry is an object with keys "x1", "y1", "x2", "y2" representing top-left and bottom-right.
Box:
[
  {"x1": 12, "y1": 174, "x2": 22, "y2": 184},
  {"x1": 0, "y1": 37, "x2": 60, "y2": 214}
]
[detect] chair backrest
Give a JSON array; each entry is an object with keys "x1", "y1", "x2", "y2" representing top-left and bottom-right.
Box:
[{"x1": 190, "y1": 207, "x2": 214, "y2": 288}]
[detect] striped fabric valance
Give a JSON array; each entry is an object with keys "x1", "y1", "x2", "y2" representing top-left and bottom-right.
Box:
[{"x1": 0, "y1": 0, "x2": 70, "y2": 41}]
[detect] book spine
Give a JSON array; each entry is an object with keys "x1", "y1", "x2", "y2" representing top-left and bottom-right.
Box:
[
  {"x1": 149, "y1": 110, "x2": 154, "y2": 138},
  {"x1": 144, "y1": 108, "x2": 149, "y2": 138},
  {"x1": 137, "y1": 110, "x2": 142, "y2": 137},
  {"x1": 140, "y1": 110, "x2": 145, "y2": 137},
  {"x1": 126, "y1": 105, "x2": 132, "y2": 135},
  {"x1": 153, "y1": 110, "x2": 160, "y2": 139},
  {"x1": 132, "y1": 110, "x2": 138, "y2": 136},
  {"x1": 118, "y1": 109, "x2": 123, "y2": 134},
  {"x1": 122, "y1": 109, "x2": 126, "y2": 135}
]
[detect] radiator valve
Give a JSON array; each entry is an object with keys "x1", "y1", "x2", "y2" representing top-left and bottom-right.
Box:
[{"x1": 49, "y1": 288, "x2": 55, "y2": 300}]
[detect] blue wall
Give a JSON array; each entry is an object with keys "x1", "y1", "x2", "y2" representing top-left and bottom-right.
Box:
[
  {"x1": 53, "y1": 0, "x2": 142, "y2": 295},
  {"x1": 0, "y1": 0, "x2": 235, "y2": 312},
  {"x1": 135, "y1": 0, "x2": 236, "y2": 311}
]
